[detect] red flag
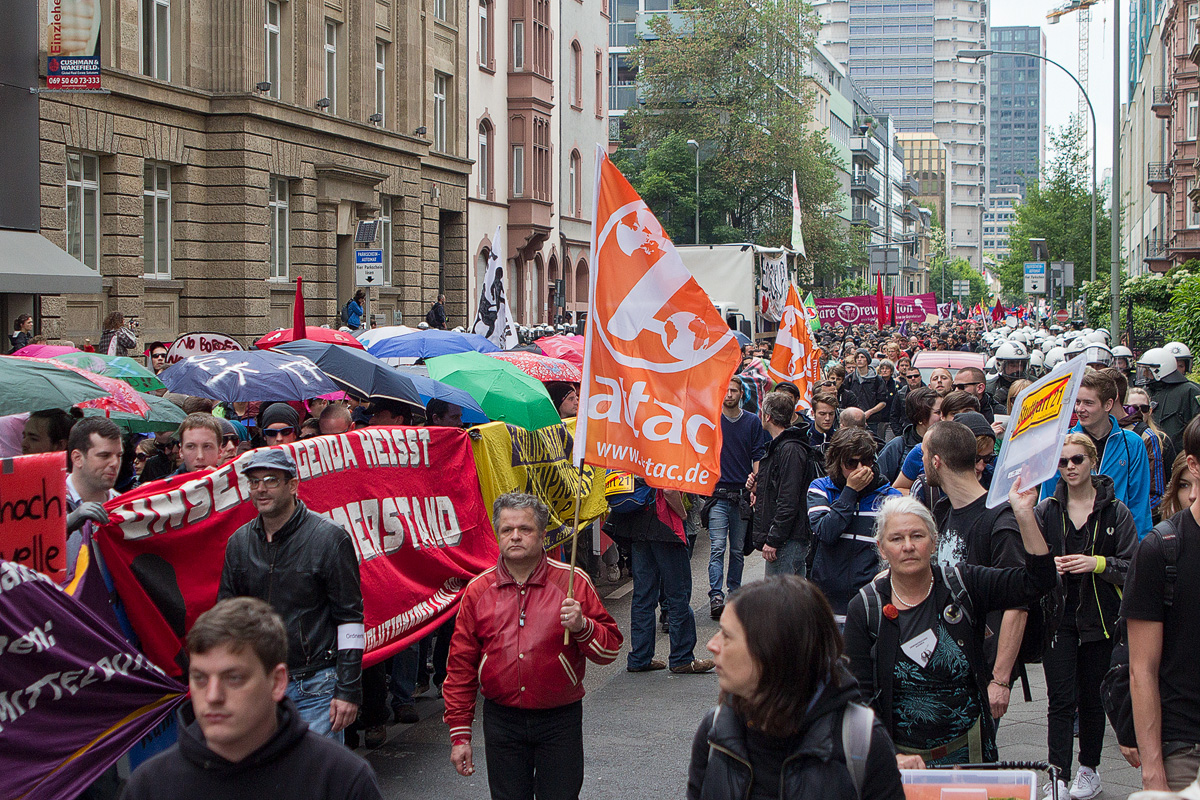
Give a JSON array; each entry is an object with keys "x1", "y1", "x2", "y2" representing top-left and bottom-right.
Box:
[
  {"x1": 292, "y1": 276, "x2": 306, "y2": 341},
  {"x1": 991, "y1": 299, "x2": 1004, "y2": 322},
  {"x1": 889, "y1": 287, "x2": 897, "y2": 327},
  {"x1": 876, "y1": 275, "x2": 886, "y2": 330}
]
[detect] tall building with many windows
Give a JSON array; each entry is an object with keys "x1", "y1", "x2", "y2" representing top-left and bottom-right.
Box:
[
  {"x1": 988, "y1": 27, "x2": 1045, "y2": 196},
  {"x1": 815, "y1": 0, "x2": 989, "y2": 269}
]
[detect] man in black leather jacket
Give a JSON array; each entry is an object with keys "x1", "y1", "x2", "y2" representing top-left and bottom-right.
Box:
[{"x1": 218, "y1": 449, "x2": 363, "y2": 742}]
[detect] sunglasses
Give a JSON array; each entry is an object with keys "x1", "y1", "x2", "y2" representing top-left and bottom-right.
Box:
[
  {"x1": 953, "y1": 382, "x2": 981, "y2": 391},
  {"x1": 151, "y1": 352, "x2": 167, "y2": 359},
  {"x1": 263, "y1": 426, "x2": 295, "y2": 439},
  {"x1": 905, "y1": 373, "x2": 921, "y2": 380},
  {"x1": 843, "y1": 456, "x2": 875, "y2": 470},
  {"x1": 1058, "y1": 454, "x2": 1088, "y2": 469},
  {"x1": 222, "y1": 435, "x2": 240, "y2": 446},
  {"x1": 1133, "y1": 404, "x2": 1153, "y2": 414},
  {"x1": 976, "y1": 454, "x2": 995, "y2": 465},
  {"x1": 134, "y1": 453, "x2": 148, "y2": 462}
]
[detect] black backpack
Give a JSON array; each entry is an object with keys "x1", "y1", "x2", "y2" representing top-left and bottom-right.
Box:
[
  {"x1": 340, "y1": 300, "x2": 354, "y2": 327},
  {"x1": 1100, "y1": 517, "x2": 1181, "y2": 748}
]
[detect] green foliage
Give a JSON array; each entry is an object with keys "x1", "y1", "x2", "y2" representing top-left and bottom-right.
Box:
[
  {"x1": 1168, "y1": 272, "x2": 1200, "y2": 355},
  {"x1": 838, "y1": 277, "x2": 868, "y2": 296},
  {"x1": 1002, "y1": 119, "x2": 1111, "y2": 303},
  {"x1": 1082, "y1": 267, "x2": 1192, "y2": 329},
  {"x1": 931, "y1": 257, "x2": 988, "y2": 307},
  {"x1": 621, "y1": 0, "x2": 858, "y2": 284}
]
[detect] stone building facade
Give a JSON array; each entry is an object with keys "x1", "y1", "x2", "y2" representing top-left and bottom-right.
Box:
[{"x1": 37, "y1": 0, "x2": 471, "y2": 347}]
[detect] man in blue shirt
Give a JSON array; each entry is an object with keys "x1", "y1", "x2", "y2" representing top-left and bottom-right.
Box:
[{"x1": 707, "y1": 378, "x2": 770, "y2": 619}]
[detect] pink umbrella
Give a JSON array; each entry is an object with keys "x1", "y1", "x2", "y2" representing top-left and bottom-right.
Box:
[
  {"x1": 534, "y1": 335, "x2": 584, "y2": 367},
  {"x1": 30, "y1": 358, "x2": 151, "y2": 416},
  {"x1": 255, "y1": 326, "x2": 365, "y2": 350},
  {"x1": 12, "y1": 344, "x2": 81, "y2": 358},
  {"x1": 489, "y1": 352, "x2": 583, "y2": 382}
]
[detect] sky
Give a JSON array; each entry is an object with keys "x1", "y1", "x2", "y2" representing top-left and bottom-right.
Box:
[{"x1": 992, "y1": 0, "x2": 1120, "y2": 177}]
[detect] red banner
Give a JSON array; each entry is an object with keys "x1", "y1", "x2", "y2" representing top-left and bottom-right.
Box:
[
  {"x1": 0, "y1": 452, "x2": 68, "y2": 582},
  {"x1": 95, "y1": 428, "x2": 499, "y2": 676}
]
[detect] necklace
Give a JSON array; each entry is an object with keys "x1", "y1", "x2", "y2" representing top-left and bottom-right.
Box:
[{"x1": 890, "y1": 576, "x2": 934, "y2": 608}]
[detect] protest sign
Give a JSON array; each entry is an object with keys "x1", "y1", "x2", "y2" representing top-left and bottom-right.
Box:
[
  {"x1": 472, "y1": 419, "x2": 607, "y2": 550},
  {"x1": 0, "y1": 452, "x2": 68, "y2": 582},
  {"x1": 814, "y1": 292, "x2": 938, "y2": 326},
  {"x1": 0, "y1": 561, "x2": 185, "y2": 800},
  {"x1": 164, "y1": 332, "x2": 243, "y2": 366},
  {"x1": 986, "y1": 354, "x2": 1088, "y2": 509},
  {"x1": 95, "y1": 428, "x2": 499, "y2": 675}
]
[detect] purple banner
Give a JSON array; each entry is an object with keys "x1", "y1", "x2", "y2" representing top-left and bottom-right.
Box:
[
  {"x1": 815, "y1": 292, "x2": 938, "y2": 326},
  {"x1": 0, "y1": 560, "x2": 185, "y2": 800}
]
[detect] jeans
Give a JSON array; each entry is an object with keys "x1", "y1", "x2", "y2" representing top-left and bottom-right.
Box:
[
  {"x1": 482, "y1": 698, "x2": 584, "y2": 800},
  {"x1": 707, "y1": 499, "x2": 745, "y2": 600},
  {"x1": 628, "y1": 539, "x2": 697, "y2": 669},
  {"x1": 764, "y1": 538, "x2": 809, "y2": 578},
  {"x1": 286, "y1": 666, "x2": 342, "y2": 742},
  {"x1": 390, "y1": 643, "x2": 420, "y2": 710},
  {"x1": 1042, "y1": 628, "x2": 1112, "y2": 775}
]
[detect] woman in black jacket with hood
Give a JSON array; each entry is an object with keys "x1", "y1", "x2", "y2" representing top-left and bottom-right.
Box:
[
  {"x1": 1033, "y1": 433, "x2": 1137, "y2": 800},
  {"x1": 689, "y1": 577, "x2": 904, "y2": 800}
]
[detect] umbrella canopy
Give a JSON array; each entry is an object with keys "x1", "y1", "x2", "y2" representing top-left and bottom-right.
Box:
[
  {"x1": 158, "y1": 351, "x2": 337, "y2": 403},
  {"x1": 82, "y1": 391, "x2": 186, "y2": 433},
  {"x1": 274, "y1": 340, "x2": 422, "y2": 409},
  {"x1": 732, "y1": 330, "x2": 752, "y2": 347},
  {"x1": 0, "y1": 355, "x2": 111, "y2": 416},
  {"x1": 355, "y1": 325, "x2": 419, "y2": 349},
  {"x1": 426, "y1": 351, "x2": 560, "y2": 431},
  {"x1": 255, "y1": 326, "x2": 365, "y2": 350},
  {"x1": 489, "y1": 352, "x2": 582, "y2": 383},
  {"x1": 12, "y1": 344, "x2": 81, "y2": 358},
  {"x1": 533, "y1": 335, "x2": 584, "y2": 367},
  {"x1": 392, "y1": 365, "x2": 489, "y2": 424},
  {"x1": 30, "y1": 358, "x2": 151, "y2": 416},
  {"x1": 367, "y1": 329, "x2": 500, "y2": 361},
  {"x1": 50, "y1": 352, "x2": 166, "y2": 393}
]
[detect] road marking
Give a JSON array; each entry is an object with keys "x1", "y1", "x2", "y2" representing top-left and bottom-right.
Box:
[{"x1": 604, "y1": 581, "x2": 635, "y2": 600}]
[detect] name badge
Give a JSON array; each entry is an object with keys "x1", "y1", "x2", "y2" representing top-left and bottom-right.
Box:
[{"x1": 901, "y1": 629, "x2": 938, "y2": 669}]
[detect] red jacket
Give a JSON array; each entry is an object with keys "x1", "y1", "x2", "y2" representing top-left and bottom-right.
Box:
[{"x1": 442, "y1": 554, "x2": 622, "y2": 744}]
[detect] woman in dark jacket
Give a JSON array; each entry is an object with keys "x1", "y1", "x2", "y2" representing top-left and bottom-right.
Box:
[
  {"x1": 690, "y1": 577, "x2": 904, "y2": 800},
  {"x1": 843, "y1": 488, "x2": 1055, "y2": 770},
  {"x1": 1032, "y1": 433, "x2": 1137, "y2": 798}
]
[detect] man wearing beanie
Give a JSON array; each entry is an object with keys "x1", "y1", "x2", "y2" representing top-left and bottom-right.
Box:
[
  {"x1": 261, "y1": 402, "x2": 301, "y2": 445},
  {"x1": 843, "y1": 348, "x2": 885, "y2": 429},
  {"x1": 545, "y1": 381, "x2": 579, "y2": 419}
]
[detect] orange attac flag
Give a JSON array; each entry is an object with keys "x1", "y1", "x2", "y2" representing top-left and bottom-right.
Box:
[
  {"x1": 768, "y1": 283, "x2": 818, "y2": 413},
  {"x1": 573, "y1": 148, "x2": 741, "y2": 494}
]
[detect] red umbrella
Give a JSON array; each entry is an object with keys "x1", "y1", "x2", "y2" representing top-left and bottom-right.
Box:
[
  {"x1": 31, "y1": 358, "x2": 151, "y2": 416},
  {"x1": 12, "y1": 344, "x2": 80, "y2": 358},
  {"x1": 534, "y1": 335, "x2": 584, "y2": 367},
  {"x1": 489, "y1": 352, "x2": 583, "y2": 382},
  {"x1": 256, "y1": 326, "x2": 365, "y2": 350}
]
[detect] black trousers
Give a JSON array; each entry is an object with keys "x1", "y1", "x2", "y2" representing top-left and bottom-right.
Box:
[
  {"x1": 482, "y1": 698, "x2": 584, "y2": 800},
  {"x1": 1043, "y1": 627, "x2": 1113, "y2": 774}
]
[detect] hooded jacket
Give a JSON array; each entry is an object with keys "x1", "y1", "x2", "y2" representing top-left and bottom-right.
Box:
[
  {"x1": 807, "y1": 472, "x2": 901, "y2": 619},
  {"x1": 1038, "y1": 414, "x2": 1153, "y2": 539},
  {"x1": 843, "y1": 368, "x2": 880, "y2": 413},
  {"x1": 877, "y1": 424, "x2": 922, "y2": 484},
  {"x1": 687, "y1": 668, "x2": 905, "y2": 800},
  {"x1": 753, "y1": 422, "x2": 818, "y2": 550},
  {"x1": 121, "y1": 698, "x2": 382, "y2": 800},
  {"x1": 1150, "y1": 371, "x2": 1200, "y2": 448},
  {"x1": 1034, "y1": 474, "x2": 1137, "y2": 642}
]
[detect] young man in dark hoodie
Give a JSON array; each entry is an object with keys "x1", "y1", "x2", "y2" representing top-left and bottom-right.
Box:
[
  {"x1": 121, "y1": 597, "x2": 382, "y2": 800},
  {"x1": 751, "y1": 391, "x2": 819, "y2": 577}
]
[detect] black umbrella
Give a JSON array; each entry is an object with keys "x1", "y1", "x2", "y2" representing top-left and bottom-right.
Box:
[{"x1": 274, "y1": 340, "x2": 423, "y2": 409}]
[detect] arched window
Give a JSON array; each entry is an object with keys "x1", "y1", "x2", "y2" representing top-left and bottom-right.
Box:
[
  {"x1": 569, "y1": 41, "x2": 582, "y2": 108},
  {"x1": 568, "y1": 150, "x2": 582, "y2": 217},
  {"x1": 478, "y1": 0, "x2": 494, "y2": 68},
  {"x1": 478, "y1": 120, "x2": 493, "y2": 200}
]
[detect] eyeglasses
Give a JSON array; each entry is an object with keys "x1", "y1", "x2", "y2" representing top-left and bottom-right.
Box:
[
  {"x1": 953, "y1": 382, "x2": 981, "y2": 391},
  {"x1": 263, "y1": 426, "x2": 295, "y2": 439},
  {"x1": 246, "y1": 475, "x2": 283, "y2": 489},
  {"x1": 843, "y1": 456, "x2": 875, "y2": 470},
  {"x1": 1058, "y1": 454, "x2": 1088, "y2": 469}
]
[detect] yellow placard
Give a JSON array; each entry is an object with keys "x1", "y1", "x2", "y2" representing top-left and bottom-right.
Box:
[
  {"x1": 605, "y1": 471, "x2": 634, "y2": 496},
  {"x1": 1011, "y1": 374, "x2": 1070, "y2": 440}
]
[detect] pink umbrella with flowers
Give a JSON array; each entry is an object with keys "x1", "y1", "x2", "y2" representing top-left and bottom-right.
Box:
[
  {"x1": 488, "y1": 351, "x2": 582, "y2": 383},
  {"x1": 533, "y1": 335, "x2": 584, "y2": 367}
]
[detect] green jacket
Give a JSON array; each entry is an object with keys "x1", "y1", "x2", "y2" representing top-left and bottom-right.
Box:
[{"x1": 1151, "y1": 372, "x2": 1200, "y2": 449}]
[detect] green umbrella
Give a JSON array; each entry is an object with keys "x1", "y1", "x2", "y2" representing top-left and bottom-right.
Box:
[
  {"x1": 426, "y1": 351, "x2": 562, "y2": 431},
  {"x1": 0, "y1": 355, "x2": 111, "y2": 415},
  {"x1": 82, "y1": 391, "x2": 186, "y2": 433},
  {"x1": 50, "y1": 352, "x2": 166, "y2": 393}
]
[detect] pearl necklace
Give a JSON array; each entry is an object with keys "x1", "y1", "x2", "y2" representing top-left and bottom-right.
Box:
[{"x1": 890, "y1": 576, "x2": 934, "y2": 608}]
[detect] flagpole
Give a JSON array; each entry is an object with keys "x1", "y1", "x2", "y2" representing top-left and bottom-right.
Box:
[{"x1": 563, "y1": 464, "x2": 585, "y2": 646}]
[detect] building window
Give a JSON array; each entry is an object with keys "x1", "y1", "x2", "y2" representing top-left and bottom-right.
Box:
[
  {"x1": 512, "y1": 145, "x2": 525, "y2": 197},
  {"x1": 375, "y1": 41, "x2": 387, "y2": 122},
  {"x1": 268, "y1": 178, "x2": 289, "y2": 280},
  {"x1": 324, "y1": 20, "x2": 339, "y2": 112},
  {"x1": 478, "y1": 121, "x2": 493, "y2": 200},
  {"x1": 265, "y1": 1, "x2": 280, "y2": 98},
  {"x1": 66, "y1": 150, "x2": 100, "y2": 270},
  {"x1": 433, "y1": 73, "x2": 449, "y2": 153},
  {"x1": 512, "y1": 21, "x2": 525, "y2": 71},
  {"x1": 143, "y1": 163, "x2": 171, "y2": 278},
  {"x1": 568, "y1": 150, "x2": 581, "y2": 216},
  {"x1": 570, "y1": 41, "x2": 582, "y2": 108},
  {"x1": 1190, "y1": 3, "x2": 1199, "y2": 52},
  {"x1": 1188, "y1": 91, "x2": 1199, "y2": 141},
  {"x1": 380, "y1": 197, "x2": 393, "y2": 286},
  {"x1": 595, "y1": 51, "x2": 604, "y2": 116},
  {"x1": 142, "y1": 0, "x2": 170, "y2": 80},
  {"x1": 533, "y1": 0, "x2": 551, "y2": 77},
  {"x1": 533, "y1": 117, "x2": 551, "y2": 201},
  {"x1": 479, "y1": 0, "x2": 493, "y2": 67},
  {"x1": 434, "y1": 0, "x2": 448, "y2": 22}
]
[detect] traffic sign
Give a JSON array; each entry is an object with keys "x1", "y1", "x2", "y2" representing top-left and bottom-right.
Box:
[
  {"x1": 952, "y1": 280, "x2": 970, "y2": 296},
  {"x1": 355, "y1": 249, "x2": 384, "y2": 286},
  {"x1": 1055, "y1": 309, "x2": 1070, "y2": 323},
  {"x1": 1023, "y1": 261, "x2": 1046, "y2": 295}
]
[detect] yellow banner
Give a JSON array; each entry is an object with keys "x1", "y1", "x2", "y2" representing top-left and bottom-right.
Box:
[{"x1": 471, "y1": 418, "x2": 606, "y2": 550}]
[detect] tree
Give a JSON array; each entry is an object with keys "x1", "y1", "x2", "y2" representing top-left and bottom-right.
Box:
[
  {"x1": 1002, "y1": 119, "x2": 1111, "y2": 302},
  {"x1": 618, "y1": 0, "x2": 859, "y2": 285}
]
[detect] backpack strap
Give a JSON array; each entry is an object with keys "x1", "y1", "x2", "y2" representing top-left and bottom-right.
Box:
[
  {"x1": 1156, "y1": 517, "x2": 1181, "y2": 608},
  {"x1": 860, "y1": 581, "x2": 884, "y2": 647},
  {"x1": 939, "y1": 563, "x2": 975, "y2": 627},
  {"x1": 841, "y1": 702, "x2": 875, "y2": 800}
]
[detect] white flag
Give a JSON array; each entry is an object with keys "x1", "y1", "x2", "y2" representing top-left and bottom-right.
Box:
[
  {"x1": 759, "y1": 253, "x2": 789, "y2": 322},
  {"x1": 471, "y1": 226, "x2": 516, "y2": 348}
]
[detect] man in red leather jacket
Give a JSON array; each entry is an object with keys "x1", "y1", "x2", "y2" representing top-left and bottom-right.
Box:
[{"x1": 443, "y1": 492, "x2": 622, "y2": 800}]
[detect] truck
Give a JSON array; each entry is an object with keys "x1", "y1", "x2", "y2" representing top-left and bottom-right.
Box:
[{"x1": 676, "y1": 243, "x2": 795, "y2": 341}]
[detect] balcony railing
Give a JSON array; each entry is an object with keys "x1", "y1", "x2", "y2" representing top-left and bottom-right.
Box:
[
  {"x1": 1147, "y1": 162, "x2": 1173, "y2": 193},
  {"x1": 608, "y1": 83, "x2": 637, "y2": 112},
  {"x1": 1152, "y1": 86, "x2": 1174, "y2": 119},
  {"x1": 850, "y1": 173, "x2": 881, "y2": 196},
  {"x1": 851, "y1": 137, "x2": 881, "y2": 165},
  {"x1": 1145, "y1": 238, "x2": 1171, "y2": 273},
  {"x1": 851, "y1": 206, "x2": 881, "y2": 228}
]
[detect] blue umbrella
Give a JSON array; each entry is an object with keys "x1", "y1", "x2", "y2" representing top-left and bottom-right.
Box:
[
  {"x1": 394, "y1": 365, "x2": 488, "y2": 424},
  {"x1": 732, "y1": 330, "x2": 752, "y2": 347},
  {"x1": 274, "y1": 339, "x2": 423, "y2": 410},
  {"x1": 366, "y1": 329, "x2": 500, "y2": 360},
  {"x1": 159, "y1": 351, "x2": 338, "y2": 402}
]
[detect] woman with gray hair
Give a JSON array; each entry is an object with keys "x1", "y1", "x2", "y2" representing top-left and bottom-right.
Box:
[{"x1": 842, "y1": 486, "x2": 1056, "y2": 769}]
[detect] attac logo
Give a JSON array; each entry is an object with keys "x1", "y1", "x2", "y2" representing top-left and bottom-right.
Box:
[{"x1": 1011, "y1": 374, "x2": 1070, "y2": 439}]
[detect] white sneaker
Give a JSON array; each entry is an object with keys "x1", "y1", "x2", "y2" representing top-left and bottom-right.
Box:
[
  {"x1": 1041, "y1": 779, "x2": 1068, "y2": 800},
  {"x1": 1069, "y1": 766, "x2": 1102, "y2": 800}
]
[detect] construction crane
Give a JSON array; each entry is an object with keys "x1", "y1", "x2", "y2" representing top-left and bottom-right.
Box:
[{"x1": 1047, "y1": 0, "x2": 1103, "y2": 146}]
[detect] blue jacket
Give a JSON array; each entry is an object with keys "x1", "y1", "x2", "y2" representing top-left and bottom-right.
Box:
[
  {"x1": 1039, "y1": 414, "x2": 1153, "y2": 539},
  {"x1": 807, "y1": 473, "x2": 901, "y2": 620}
]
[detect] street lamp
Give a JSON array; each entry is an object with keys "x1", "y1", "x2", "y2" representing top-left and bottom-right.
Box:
[
  {"x1": 687, "y1": 139, "x2": 700, "y2": 244},
  {"x1": 958, "y1": 48, "x2": 1097, "y2": 324}
]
